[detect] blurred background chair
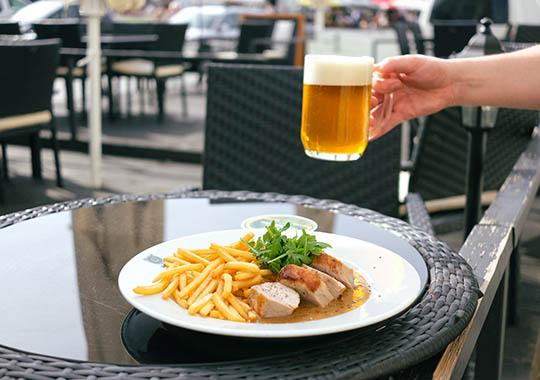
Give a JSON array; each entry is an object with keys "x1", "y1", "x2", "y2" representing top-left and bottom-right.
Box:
[
  {"x1": 431, "y1": 19, "x2": 477, "y2": 58},
  {"x1": 0, "y1": 21, "x2": 21, "y2": 35},
  {"x1": 0, "y1": 39, "x2": 63, "y2": 203},
  {"x1": 33, "y1": 19, "x2": 86, "y2": 141},
  {"x1": 510, "y1": 24, "x2": 540, "y2": 43},
  {"x1": 404, "y1": 106, "x2": 539, "y2": 233},
  {"x1": 203, "y1": 63, "x2": 433, "y2": 235},
  {"x1": 243, "y1": 14, "x2": 305, "y2": 66},
  {"x1": 110, "y1": 23, "x2": 189, "y2": 121}
]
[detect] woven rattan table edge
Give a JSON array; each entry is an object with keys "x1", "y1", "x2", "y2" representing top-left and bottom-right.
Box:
[{"x1": 0, "y1": 190, "x2": 479, "y2": 380}]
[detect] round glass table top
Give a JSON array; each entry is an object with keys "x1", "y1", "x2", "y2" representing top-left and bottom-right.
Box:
[{"x1": 0, "y1": 196, "x2": 426, "y2": 365}]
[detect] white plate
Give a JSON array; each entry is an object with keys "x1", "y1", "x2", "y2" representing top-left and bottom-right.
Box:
[{"x1": 118, "y1": 229, "x2": 424, "y2": 338}]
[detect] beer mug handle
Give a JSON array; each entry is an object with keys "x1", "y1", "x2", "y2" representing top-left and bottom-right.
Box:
[{"x1": 374, "y1": 92, "x2": 394, "y2": 135}]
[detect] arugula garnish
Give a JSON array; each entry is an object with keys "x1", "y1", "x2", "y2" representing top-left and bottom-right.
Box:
[{"x1": 242, "y1": 221, "x2": 332, "y2": 274}]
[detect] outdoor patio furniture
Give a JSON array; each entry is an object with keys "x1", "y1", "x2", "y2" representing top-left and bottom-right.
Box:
[
  {"x1": 0, "y1": 39, "x2": 63, "y2": 203},
  {"x1": 33, "y1": 19, "x2": 86, "y2": 141},
  {"x1": 431, "y1": 19, "x2": 478, "y2": 58},
  {"x1": 0, "y1": 21, "x2": 21, "y2": 35},
  {"x1": 511, "y1": 24, "x2": 540, "y2": 42},
  {"x1": 241, "y1": 13, "x2": 305, "y2": 66},
  {"x1": 203, "y1": 63, "x2": 432, "y2": 233},
  {"x1": 406, "y1": 106, "x2": 538, "y2": 223},
  {"x1": 110, "y1": 23, "x2": 189, "y2": 121}
]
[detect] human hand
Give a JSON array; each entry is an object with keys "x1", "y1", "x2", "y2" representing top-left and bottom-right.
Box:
[{"x1": 369, "y1": 54, "x2": 456, "y2": 141}]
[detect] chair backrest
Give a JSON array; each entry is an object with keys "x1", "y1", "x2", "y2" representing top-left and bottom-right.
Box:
[
  {"x1": 393, "y1": 20, "x2": 427, "y2": 56},
  {"x1": 0, "y1": 21, "x2": 21, "y2": 35},
  {"x1": 512, "y1": 24, "x2": 540, "y2": 42},
  {"x1": 236, "y1": 19, "x2": 274, "y2": 54},
  {"x1": 112, "y1": 22, "x2": 155, "y2": 35},
  {"x1": 32, "y1": 19, "x2": 83, "y2": 48},
  {"x1": 152, "y1": 23, "x2": 188, "y2": 52},
  {"x1": 431, "y1": 19, "x2": 477, "y2": 58},
  {"x1": 0, "y1": 39, "x2": 60, "y2": 118},
  {"x1": 409, "y1": 106, "x2": 539, "y2": 201},
  {"x1": 203, "y1": 64, "x2": 402, "y2": 217}
]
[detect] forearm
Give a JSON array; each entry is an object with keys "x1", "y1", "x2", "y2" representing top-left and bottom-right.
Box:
[{"x1": 449, "y1": 45, "x2": 540, "y2": 109}]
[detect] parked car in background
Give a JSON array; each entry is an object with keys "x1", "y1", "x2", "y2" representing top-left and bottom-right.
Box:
[
  {"x1": 0, "y1": 0, "x2": 29, "y2": 19},
  {"x1": 10, "y1": 0, "x2": 80, "y2": 32},
  {"x1": 169, "y1": 5, "x2": 267, "y2": 40}
]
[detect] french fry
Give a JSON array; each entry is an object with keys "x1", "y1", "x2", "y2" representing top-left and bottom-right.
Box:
[
  {"x1": 173, "y1": 290, "x2": 189, "y2": 309},
  {"x1": 260, "y1": 269, "x2": 274, "y2": 277},
  {"x1": 188, "y1": 293, "x2": 213, "y2": 315},
  {"x1": 187, "y1": 275, "x2": 213, "y2": 305},
  {"x1": 152, "y1": 263, "x2": 204, "y2": 283},
  {"x1": 212, "y1": 293, "x2": 245, "y2": 322},
  {"x1": 227, "y1": 294, "x2": 248, "y2": 320},
  {"x1": 222, "y1": 246, "x2": 256, "y2": 260},
  {"x1": 164, "y1": 256, "x2": 190, "y2": 266},
  {"x1": 212, "y1": 263, "x2": 225, "y2": 278},
  {"x1": 209, "y1": 310, "x2": 224, "y2": 319},
  {"x1": 134, "y1": 233, "x2": 269, "y2": 323},
  {"x1": 161, "y1": 275, "x2": 180, "y2": 300},
  {"x1": 235, "y1": 271, "x2": 256, "y2": 281},
  {"x1": 177, "y1": 248, "x2": 211, "y2": 265},
  {"x1": 224, "y1": 262, "x2": 260, "y2": 273},
  {"x1": 233, "y1": 275, "x2": 264, "y2": 290},
  {"x1": 199, "y1": 300, "x2": 215, "y2": 316},
  {"x1": 179, "y1": 272, "x2": 187, "y2": 290},
  {"x1": 133, "y1": 280, "x2": 169, "y2": 295},
  {"x1": 222, "y1": 273, "x2": 233, "y2": 298},
  {"x1": 177, "y1": 259, "x2": 222, "y2": 298}
]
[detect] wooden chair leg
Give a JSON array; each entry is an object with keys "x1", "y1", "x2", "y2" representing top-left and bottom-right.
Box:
[
  {"x1": 65, "y1": 74, "x2": 77, "y2": 141},
  {"x1": 1, "y1": 141, "x2": 8, "y2": 181},
  {"x1": 29, "y1": 132, "x2": 42, "y2": 181},
  {"x1": 180, "y1": 75, "x2": 188, "y2": 118},
  {"x1": 50, "y1": 117, "x2": 63, "y2": 188},
  {"x1": 81, "y1": 77, "x2": 87, "y2": 119},
  {"x1": 156, "y1": 79, "x2": 165, "y2": 122}
]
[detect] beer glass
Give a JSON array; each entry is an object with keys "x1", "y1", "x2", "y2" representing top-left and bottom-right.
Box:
[{"x1": 301, "y1": 54, "x2": 392, "y2": 161}]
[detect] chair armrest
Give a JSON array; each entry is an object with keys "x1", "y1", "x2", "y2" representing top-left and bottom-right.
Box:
[{"x1": 405, "y1": 192, "x2": 435, "y2": 236}]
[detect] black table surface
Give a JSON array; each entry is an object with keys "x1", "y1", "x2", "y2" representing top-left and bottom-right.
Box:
[{"x1": 0, "y1": 190, "x2": 478, "y2": 379}]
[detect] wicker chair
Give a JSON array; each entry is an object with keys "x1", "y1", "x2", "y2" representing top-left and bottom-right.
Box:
[
  {"x1": 33, "y1": 19, "x2": 86, "y2": 140},
  {"x1": 0, "y1": 39, "x2": 63, "y2": 202},
  {"x1": 0, "y1": 21, "x2": 21, "y2": 35},
  {"x1": 110, "y1": 23, "x2": 189, "y2": 121},
  {"x1": 203, "y1": 63, "x2": 433, "y2": 234},
  {"x1": 512, "y1": 24, "x2": 540, "y2": 43},
  {"x1": 406, "y1": 106, "x2": 539, "y2": 230}
]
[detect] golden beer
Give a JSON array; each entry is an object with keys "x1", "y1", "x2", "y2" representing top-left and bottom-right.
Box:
[{"x1": 301, "y1": 55, "x2": 374, "y2": 161}]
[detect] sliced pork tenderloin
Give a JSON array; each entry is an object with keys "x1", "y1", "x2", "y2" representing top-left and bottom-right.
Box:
[
  {"x1": 302, "y1": 264, "x2": 346, "y2": 298},
  {"x1": 248, "y1": 282, "x2": 300, "y2": 318},
  {"x1": 310, "y1": 252, "x2": 356, "y2": 289},
  {"x1": 277, "y1": 264, "x2": 334, "y2": 307}
]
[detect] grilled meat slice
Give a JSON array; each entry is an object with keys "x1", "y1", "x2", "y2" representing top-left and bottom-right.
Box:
[
  {"x1": 302, "y1": 264, "x2": 346, "y2": 298},
  {"x1": 310, "y1": 252, "x2": 356, "y2": 289},
  {"x1": 248, "y1": 282, "x2": 300, "y2": 318},
  {"x1": 277, "y1": 264, "x2": 334, "y2": 307}
]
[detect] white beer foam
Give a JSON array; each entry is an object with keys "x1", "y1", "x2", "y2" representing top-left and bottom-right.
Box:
[{"x1": 303, "y1": 55, "x2": 374, "y2": 86}]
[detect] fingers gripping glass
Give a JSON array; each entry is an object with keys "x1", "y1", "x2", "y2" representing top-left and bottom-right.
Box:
[{"x1": 300, "y1": 55, "x2": 393, "y2": 162}]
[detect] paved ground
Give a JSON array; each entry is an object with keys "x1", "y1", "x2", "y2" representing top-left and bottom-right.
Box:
[{"x1": 1, "y1": 72, "x2": 539, "y2": 379}]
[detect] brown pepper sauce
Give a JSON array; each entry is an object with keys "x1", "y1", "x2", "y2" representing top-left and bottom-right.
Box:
[{"x1": 257, "y1": 272, "x2": 370, "y2": 323}]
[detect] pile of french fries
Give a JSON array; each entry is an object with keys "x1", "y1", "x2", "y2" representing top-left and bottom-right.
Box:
[{"x1": 133, "y1": 232, "x2": 274, "y2": 322}]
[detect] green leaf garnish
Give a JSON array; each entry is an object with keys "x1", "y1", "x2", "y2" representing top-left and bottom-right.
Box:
[{"x1": 241, "y1": 221, "x2": 332, "y2": 274}]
